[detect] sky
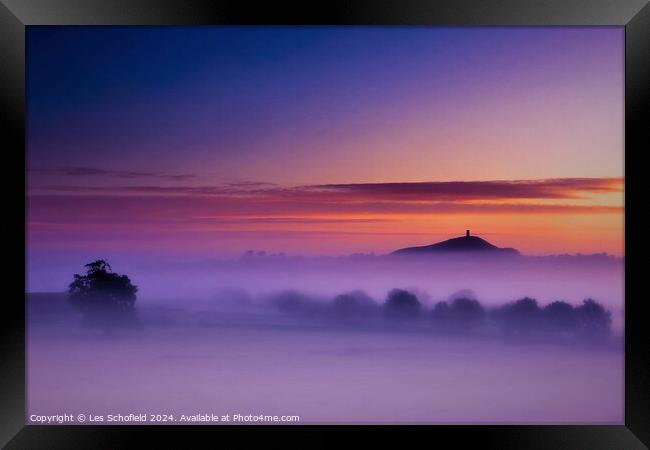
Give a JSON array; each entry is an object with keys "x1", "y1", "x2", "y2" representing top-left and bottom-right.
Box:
[{"x1": 27, "y1": 26, "x2": 624, "y2": 259}]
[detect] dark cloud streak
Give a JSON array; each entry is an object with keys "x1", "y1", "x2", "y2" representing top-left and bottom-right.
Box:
[
  {"x1": 27, "y1": 193, "x2": 622, "y2": 224},
  {"x1": 29, "y1": 166, "x2": 198, "y2": 181},
  {"x1": 307, "y1": 178, "x2": 623, "y2": 201},
  {"x1": 31, "y1": 177, "x2": 623, "y2": 203}
]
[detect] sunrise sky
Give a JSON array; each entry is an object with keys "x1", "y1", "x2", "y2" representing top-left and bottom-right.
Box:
[{"x1": 27, "y1": 26, "x2": 624, "y2": 258}]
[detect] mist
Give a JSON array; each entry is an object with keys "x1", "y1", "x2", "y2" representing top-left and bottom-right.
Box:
[
  {"x1": 27, "y1": 252, "x2": 623, "y2": 424},
  {"x1": 29, "y1": 251, "x2": 623, "y2": 309}
]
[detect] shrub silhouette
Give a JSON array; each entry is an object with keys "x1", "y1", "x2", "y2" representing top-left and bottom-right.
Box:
[
  {"x1": 270, "y1": 290, "x2": 322, "y2": 315},
  {"x1": 431, "y1": 301, "x2": 451, "y2": 321},
  {"x1": 67, "y1": 260, "x2": 138, "y2": 330},
  {"x1": 497, "y1": 297, "x2": 541, "y2": 336},
  {"x1": 384, "y1": 289, "x2": 421, "y2": 320},
  {"x1": 575, "y1": 298, "x2": 611, "y2": 337},
  {"x1": 542, "y1": 301, "x2": 577, "y2": 332},
  {"x1": 332, "y1": 290, "x2": 378, "y2": 317},
  {"x1": 432, "y1": 298, "x2": 484, "y2": 330},
  {"x1": 448, "y1": 289, "x2": 477, "y2": 302},
  {"x1": 450, "y1": 297, "x2": 485, "y2": 327}
]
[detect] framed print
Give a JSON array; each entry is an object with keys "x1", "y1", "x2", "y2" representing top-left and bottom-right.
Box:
[{"x1": 1, "y1": 0, "x2": 648, "y2": 448}]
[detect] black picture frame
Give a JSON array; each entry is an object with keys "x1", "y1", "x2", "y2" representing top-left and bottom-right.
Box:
[{"x1": 2, "y1": 1, "x2": 648, "y2": 448}]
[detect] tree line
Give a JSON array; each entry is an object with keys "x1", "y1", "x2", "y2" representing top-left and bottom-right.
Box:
[
  {"x1": 66, "y1": 260, "x2": 613, "y2": 339},
  {"x1": 274, "y1": 288, "x2": 613, "y2": 338}
]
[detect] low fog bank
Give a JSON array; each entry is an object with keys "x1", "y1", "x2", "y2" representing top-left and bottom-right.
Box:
[
  {"x1": 28, "y1": 283, "x2": 623, "y2": 348},
  {"x1": 27, "y1": 322, "x2": 624, "y2": 423},
  {"x1": 135, "y1": 254, "x2": 624, "y2": 314},
  {"x1": 28, "y1": 252, "x2": 623, "y2": 308},
  {"x1": 27, "y1": 251, "x2": 624, "y2": 344},
  {"x1": 29, "y1": 252, "x2": 618, "y2": 304},
  {"x1": 28, "y1": 291, "x2": 624, "y2": 424},
  {"x1": 27, "y1": 273, "x2": 624, "y2": 423}
]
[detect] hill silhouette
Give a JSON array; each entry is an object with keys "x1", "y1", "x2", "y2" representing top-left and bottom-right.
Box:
[{"x1": 391, "y1": 230, "x2": 519, "y2": 256}]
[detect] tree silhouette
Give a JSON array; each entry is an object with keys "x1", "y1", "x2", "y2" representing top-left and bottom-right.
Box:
[
  {"x1": 432, "y1": 298, "x2": 484, "y2": 331},
  {"x1": 384, "y1": 289, "x2": 421, "y2": 320},
  {"x1": 332, "y1": 290, "x2": 378, "y2": 317},
  {"x1": 450, "y1": 297, "x2": 485, "y2": 327},
  {"x1": 270, "y1": 290, "x2": 323, "y2": 316},
  {"x1": 431, "y1": 301, "x2": 451, "y2": 321},
  {"x1": 542, "y1": 301, "x2": 577, "y2": 332},
  {"x1": 497, "y1": 297, "x2": 541, "y2": 336},
  {"x1": 68, "y1": 260, "x2": 138, "y2": 330},
  {"x1": 575, "y1": 298, "x2": 611, "y2": 337}
]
